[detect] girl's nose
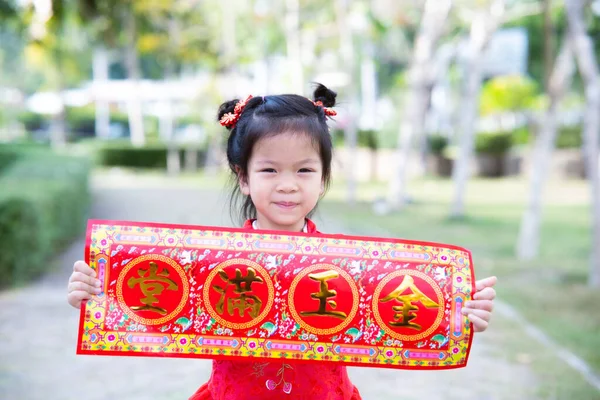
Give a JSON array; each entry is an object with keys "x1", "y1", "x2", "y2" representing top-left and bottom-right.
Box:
[{"x1": 276, "y1": 175, "x2": 299, "y2": 193}]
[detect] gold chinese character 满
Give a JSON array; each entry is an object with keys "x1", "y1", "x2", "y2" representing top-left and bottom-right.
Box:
[
  {"x1": 379, "y1": 275, "x2": 439, "y2": 330},
  {"x1": 214, "y1": 267, "x2": 264, "y2": 319},
  {"x1": 127, "y1": 261, "x2": 179, "y2": 315},
  {"x1": 300, "y1": 270, "x2": 347, "y2": 320}
]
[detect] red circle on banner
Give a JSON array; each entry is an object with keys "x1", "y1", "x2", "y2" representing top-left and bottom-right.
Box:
[
  {"x1": 117, "y1": 255, "x2": 188, "y2": 325},
  {"x1": 373, "y1": 270, "x2": 444, "y2": 341},
  {"x1": 288, "y1": 264, "x2": 359, "y2": 336},
  {"x1": 203, "y1": 259, "x2": 274, "y2": 330}
]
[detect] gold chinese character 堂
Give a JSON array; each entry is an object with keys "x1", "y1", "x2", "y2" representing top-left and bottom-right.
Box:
[
  {"x1": 214, "y1": 267, "x2": 263, "y2": 319},
  {"x1": 300, "y1": 270, "x2": 347, "y2": 320},
  {"x1": 379, "y1": 275, "x2": 439, "y2": 330},
  {"x1": 127, "y1": 262, "x2": 179, "y2": 315}
]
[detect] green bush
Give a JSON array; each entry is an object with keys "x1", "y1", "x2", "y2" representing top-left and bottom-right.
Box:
[
  {"x1": 511, "y1": 127, "x2": 530, "y2": 145},
  {"x1": 66, "y1": 106, "x2": 132, "y2": 139},
  {"x1": 97, "y1": 140, "x2": 206, "y2": 169},
  {"x1": 66, "y1": 106, "x2": 96, "y2": 137},
  {"x1": 0, "y1": 151, "x2": 90, "y2": 287},
  {"x1": 475, "y1": 132, "x2": 513, "y2": 155},
  {"x1": 17, "y1": 111, "x2": 48, "y2": 132},
  {"x1": 556, "y1": 125, "x2": 582, "y2": 149},
  {"x1": 0, "y1": 147, "x2": 20, "y2": 173},
  {"x1": 480, "y1": 75, "x2": 542, "y2": 115},
  {"x1": 0, "y1": 142, "x2": 52, "y2": 173},
  {"x1": 427, "y1": 134, "x2": 448, "y2": 155},
  {"x1": 331, "y1": 129, "x2": 379, "y2": 149}
]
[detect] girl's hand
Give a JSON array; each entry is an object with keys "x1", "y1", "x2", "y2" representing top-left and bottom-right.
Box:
[
  {"x1": 462, "y1": 276, "x2": 497, "y2": 333},
  {"x1": 67, "y1": 260, "x2": 101, "y2": 309}
]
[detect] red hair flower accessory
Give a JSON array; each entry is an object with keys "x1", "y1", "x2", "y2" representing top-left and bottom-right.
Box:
[
  {"x1": 312, "y1": 100, "x2": 337, "y2": 116},
  {"x1": 220, "y1": 95, "x2": 253, "y2": 128}
]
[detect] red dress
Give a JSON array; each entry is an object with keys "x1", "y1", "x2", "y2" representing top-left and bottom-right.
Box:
[{"x1": 189, "y1": 219, "x2": 362, "y2": 400}]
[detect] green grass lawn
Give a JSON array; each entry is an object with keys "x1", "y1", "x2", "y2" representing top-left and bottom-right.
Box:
[{"x1": 322, "y1": 177, "x2": 600, "y2": 397}]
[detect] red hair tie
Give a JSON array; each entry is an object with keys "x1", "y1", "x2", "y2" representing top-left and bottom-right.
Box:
[
  {"x1": 220, "y1": 95, "x2": 253, "y2": 128},
  {"x1": 312, "y1": 100, "x2": 337, "y2": 116}
]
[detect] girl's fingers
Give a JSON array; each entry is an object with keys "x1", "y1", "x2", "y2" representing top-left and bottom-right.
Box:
[
  {"x1": 473, "y1": 287, "x2": 496, "y2": 301},
  {"x1": 462, "y1": 308, "x2": 490, "y2": 321},
  {"x1": 467, "y1": 312, "x2": 489, "y2": 333},
  {"x1": 465, "y1": 299, "x2": 494, "y2": 312},
  {"x1": 70, "y1": 271, "x2": 101, "y2": 288},
  {"x1": 475, "y1": 276, "x2": 497, "y2": 292},
  {"x1": 73, "y1": 260, "x2": 96, "y2": 278},
  {"x1": 68, "y1": 281, "x2": 101, "y2": 295},
  {"x1": 67, "y1": 291, "x2": 92, "y2": 309}
]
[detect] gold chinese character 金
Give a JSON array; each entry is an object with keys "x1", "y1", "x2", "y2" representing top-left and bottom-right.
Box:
[
  {"x1": 214, "y1": 267, "x2": 263, "y2": 319},
  {"x1": 127, "y1": 261, "x2": 179, "y2": 315},
  {"x1": 300, "y1": 270, "x2": 347, "y2": 320},
  {"x1": 379, "y1": 275, "x2": 439, "y2": 330}
]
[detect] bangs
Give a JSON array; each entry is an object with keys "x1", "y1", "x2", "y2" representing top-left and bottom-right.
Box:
[{"x1": 246, "y1": 114, "x2": 327, "y2": 149}]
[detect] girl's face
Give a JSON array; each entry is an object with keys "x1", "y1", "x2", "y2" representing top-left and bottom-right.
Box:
[{"x1": 239, "y1": 132, "x2": 325, "y2": 232}]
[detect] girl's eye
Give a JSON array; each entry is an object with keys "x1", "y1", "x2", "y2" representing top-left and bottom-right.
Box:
[
  {"x1": 299, "y1": 168, "x2": 314, "y2": 173},
  {"x1": 260, "y1": 168, "x2": 276, "y2": 173}
]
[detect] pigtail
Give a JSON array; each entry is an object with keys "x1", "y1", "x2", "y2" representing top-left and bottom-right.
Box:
[
  {"x1": 312, "y1": 83, "x2": 337, "y2": 108},
  {"x1": 217, "y1": 99, "x2": 240, "y2": 131}
]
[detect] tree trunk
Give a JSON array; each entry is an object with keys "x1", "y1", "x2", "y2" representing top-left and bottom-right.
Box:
[
  {"x1": 565, "y1": 0, "x2": 600, "y2": 287},
  {"x1": 93, "y1": 46, "x2": 111, "y2": 139},
  {"x1": 336, "y1": 0, "x2": 359, "y2": 205},
  {"x1": 49, "y1": 106, "x2": 67, "y2": 149},
  {"x1": 165, "y1": 17, "x2": 181, "y2": 175},
  {"x1": 387, "y1": 0, "x2": 452, "y2": 209},
  {"x1": 285, "y1": 0, "x2": 303, "y2": 93},
  {"x1": 542, "y1": 0, "x2": 555, "y2": 92},
  {"x1": 361, "y1": 41, "x2": 378, "y2": 182},
  {"x1": 450, "y1": 0, "x2": 505, "y2": 218},
  {"x1": 50, "y1": 52, "x2": 67, "y2": 149},
  {"x1": 517, "y1": 41, "x2": 574, "y2": 260},
  {"x1": 124, "y1": 7, "x2": 145, "y2": 147}
]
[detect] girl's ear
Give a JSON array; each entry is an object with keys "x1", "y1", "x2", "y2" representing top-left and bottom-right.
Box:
[
  {"x1": 320, "y1": 180, "x2": 325, "y2": 196},
  {"x1": 236, "y1": 166, "x2": 250, "y2": 196}
]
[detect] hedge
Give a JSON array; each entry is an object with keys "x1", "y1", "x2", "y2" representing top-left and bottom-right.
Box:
[
  {"x1": 0, "y1": 148, "x2": 90, "y2": 287},
  {"x1": 556, "y1": 125, "x2": 582, "y2": 149},
  {"x1": 96, "y1": 140, "x2": 206, "y2": 169},
  {"x1": 332, "y1": 129, "x2": 380, "y2": 150},
  {"x1": 475, "y1": 132, "x2": 513, "y2": 155}
]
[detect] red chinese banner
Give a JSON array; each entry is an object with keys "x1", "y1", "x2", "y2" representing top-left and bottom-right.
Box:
[{"x1": 77, "y1": 220, "x2": 476, "y2": 370}]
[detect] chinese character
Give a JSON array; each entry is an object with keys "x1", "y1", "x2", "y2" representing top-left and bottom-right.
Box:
[
  {"x1": 127, "y1": 262, "x2": 179, "y2": 315},
  {"x1": 379, "y1": 275, "x2": 439, "y2": 330},
  {"x1": 300, "y1": 270, "x2": 347, "y2": 320},
  {"x1": 214, "y1": 267, "x2": 264, "y2": 319}
]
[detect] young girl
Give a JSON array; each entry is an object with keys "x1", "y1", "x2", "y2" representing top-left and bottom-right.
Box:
[{"x1": 67, "y1": 84, "x2": 497, "y2": 399}]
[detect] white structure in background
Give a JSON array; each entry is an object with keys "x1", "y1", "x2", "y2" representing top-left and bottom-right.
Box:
[
  {"x1": 427, "y1": 27, "x2": 530, "y2": 136},
  {"x1": 480, "y1": 27, "x2": 529, "y2": 77},
  {"x1": 23, "y1": 75, "x2": 212, "y2": 142}
]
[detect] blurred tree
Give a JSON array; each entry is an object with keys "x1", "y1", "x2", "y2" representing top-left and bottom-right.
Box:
[
  {"x1": 542, "y1": 0, "x2": 554, "y2": 91},
  {"x1": 22, "y1": 0, "x2": 91, "y2": 148},
  {"x1": 75, "y1": 0, "x2": 148, "y2": 146},
  {"x1": 387, "y1": 0, "x2": 452, "y2": 210},
  {"x1": 517, "y1": 40, "x2": 574, "y2": 261},
  {"x1": 565, "y1": 0, "x2": 600, "y2": 288},
  {"x1": 505, "y1": 3, "x2": 600, "y2": 89},
  {"x1": 451, "y1": 0, "x2": 506, "y2": 218},
  {"x1": 479, "y1": 75, "x2": 540, "y2": 116}
]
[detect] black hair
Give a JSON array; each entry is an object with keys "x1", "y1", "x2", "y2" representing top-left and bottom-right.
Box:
[{"x1": 218, "y1": 83, "x2": 337, "y2": 225}]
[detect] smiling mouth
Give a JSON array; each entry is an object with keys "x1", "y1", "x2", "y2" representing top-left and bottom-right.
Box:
[{"x1": 274, "y1": 202, "x2": 298, "y2": 209}]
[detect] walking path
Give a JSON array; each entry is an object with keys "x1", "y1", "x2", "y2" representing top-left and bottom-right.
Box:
[{"x1": 0, "y1": 176, "x2": 542, "y2": 400}]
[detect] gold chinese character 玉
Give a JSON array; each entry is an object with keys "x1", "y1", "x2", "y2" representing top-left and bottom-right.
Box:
[
  {"x1": 379, "y1": 275, "x2": 439, "y2": 330},
  {"x1": 300, "y1": 270, "x2": 347, "y2": 320},
  {"x1": 214, "y1": 267, "x2": 263, "y2": 319},
  {"x1": 127, "y1": 261, "x2": 179, "y2": 315}
]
